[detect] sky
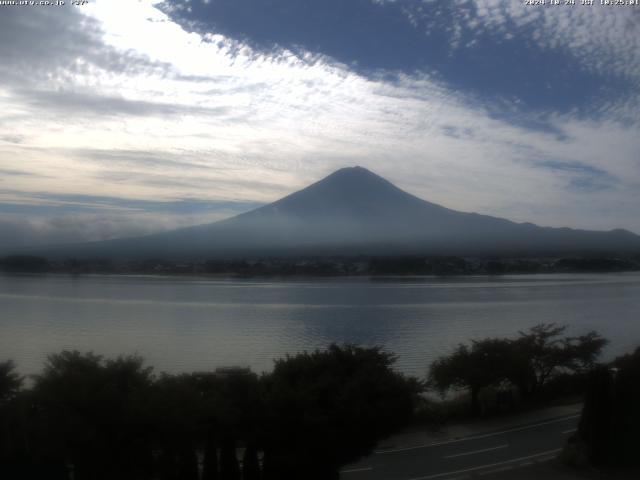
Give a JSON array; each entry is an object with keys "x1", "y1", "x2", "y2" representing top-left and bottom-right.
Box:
[{"x1": 0, "y1": 0, "x2": 639, "y2": 248}]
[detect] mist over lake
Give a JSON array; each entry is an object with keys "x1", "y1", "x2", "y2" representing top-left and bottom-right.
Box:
[{"x1": 2, "y1": 272, "x2": 639, "y2": 378}]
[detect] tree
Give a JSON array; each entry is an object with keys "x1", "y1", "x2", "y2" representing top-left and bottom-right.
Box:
[
  {"x1": 0, "y1": 360, "x2": 22, "y2": 405},
  {"x1": 514, "y1": 324, "x2": 607, "y2": 395},
  {"x1": 202, "y1": 434, "x2": 219, "y2": 480},
  {"x1": 1, "y1": 347, "x2": 424, "y2": 480},
  {"x1": 429, "y1": 324, "x2": 608, "y2": 414},
  {"x1": 219, "y1": 437, "x2": 241, "y2": 480},
  {"x1": 150, "y1": 374, "x2": 204, "y2": 480},
  {"x1": 578, "y1": 366, "x2": 615, "y2": 465},
  {"x1": 578, "y1": 348, "x2": 640, "y2": 466},
  {"x1": 261, "y1": 344, "x2": 423, "y2": 479},
  {"x1": 429, "y1": 339, "x2": 517, "y2": 414},
  {"x1": 32, "y1": 351, "x2": 155, "y2": 480},
  {"x1": 242, "y1": 443, "x2": 260, "y2": 480},
  {"x1": 0, "y1": 360, "x2": 27, "y2": 479}
]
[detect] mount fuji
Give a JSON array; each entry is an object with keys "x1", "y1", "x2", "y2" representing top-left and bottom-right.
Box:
[{"x1": 26, "y1": 167, "x2": 640, "y2": 259}]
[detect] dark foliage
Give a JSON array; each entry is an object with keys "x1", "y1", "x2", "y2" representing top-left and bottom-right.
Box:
[
  {"x1": 553, "y1": 257, "x2": 639, "y2": 272},
  {"x1": 219, "y1": 437, "x2": 241, "y2": 480},
  {"x1": 241, "y1": 444, "x2": 260, "y2": 480},
  {"x1": 429, "y1": 324, "x2": 607, "y2": 414},
  {"x1": 202, "y1": 436, "x2": 219, "y2": 480},
  {"x1": 31, "y1": 352, "x2": 156, "y2": 480},
  {"x1": 578, "y1": 348, "x2": 640, "y2": 466},
  {"x1": 0, "y1": 255, "x2": 49, "y2": 272},
  {"x1": 0, "y1": 345, "x2": 421, "y2": 480},
  {"x1": 0, "y1": 360, "x2": 23, "y2": 405},
  {"x1": 261, "y1": 344, "x2": 423, "y2": 478},
  {"x1": 368, "y1": 256, "x2": 471, "y2": 275},
  {"x1": 428, "y1": 338, "x2": 523, "y2": 414}
]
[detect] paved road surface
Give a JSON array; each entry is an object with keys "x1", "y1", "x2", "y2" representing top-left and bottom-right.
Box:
[{"x1": 341, "y1": 414, "x2": 579, "y2": 480}]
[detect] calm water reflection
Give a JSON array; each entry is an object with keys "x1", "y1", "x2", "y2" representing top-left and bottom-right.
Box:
[{"x1": 1, "y1": 273, "x2": 639, "y2": 377}]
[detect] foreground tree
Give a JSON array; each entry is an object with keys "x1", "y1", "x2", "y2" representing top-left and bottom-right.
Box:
[
  {"x1": 429, "y1": 324, "x2": 608, "y2": 414},
  {"x1": 3, "y1": 346, "x2": 423, "y2": 479},
  {"x1": 578, "y1": 348, "x2": 640, "y2": 467},
  {"x1": 0, "y1": 360, "x2": 26, "y2": 478},
  {"x1": 0, "y1": 360, "x2": 22, "y2": 405},
  {"x1": 514, "y1": 324, "x2": 607, "y2": 396},
  {"x1": 150, "y1": 373, "x2": 206, "y2": 480},
  {"x1": 429, "y1": 339, "x2": 519, "y2": 414},
  {"x1": 32, "y1": 351, "x2": 156, "y2": 480},
  {"x1": 261, "y1": 344, "x2": 423, "y2": 479}
]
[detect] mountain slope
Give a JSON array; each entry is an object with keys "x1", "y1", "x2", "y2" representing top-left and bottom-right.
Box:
[{"x1": 28, "y1": 167, "x2": 640, "y2": 259}]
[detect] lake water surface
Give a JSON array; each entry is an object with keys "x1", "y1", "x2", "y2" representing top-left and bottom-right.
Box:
[{"x1": 1, "y1": 273, "x2": 639, "y2": 378}]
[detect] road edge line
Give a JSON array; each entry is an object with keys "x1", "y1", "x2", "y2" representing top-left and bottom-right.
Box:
[{"x1": 407, "y1": 448, "x2": 561, "y2": 480}]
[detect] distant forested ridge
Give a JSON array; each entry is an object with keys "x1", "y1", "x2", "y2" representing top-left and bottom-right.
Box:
[{"x1": 1, "y1": 254, "x2": 639, "y2": 276}]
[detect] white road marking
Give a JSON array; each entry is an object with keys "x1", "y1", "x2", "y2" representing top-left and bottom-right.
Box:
[
  {"x1": 376, "y1": 414, "x2": 579, "y2": 454},
  {"x1": 478, "y1": 465, "x2": 514, "y2": 476},
  {"x1": 407, "y1": 448, "x2": 561, "y2": 480},
  {"x1": 444, "y1": 444, "x2": 508, "y2": 459},
  {"x1": 562, "y1": 428, "x2": 577, "y2": 434},
  {"x1": 340, "y1": 467, "x2": 373, "y2": 474}
]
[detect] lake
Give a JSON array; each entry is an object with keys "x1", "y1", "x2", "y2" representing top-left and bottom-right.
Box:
[{"x1": 1, "y1": 273, "x2": 639, "y2": 378}]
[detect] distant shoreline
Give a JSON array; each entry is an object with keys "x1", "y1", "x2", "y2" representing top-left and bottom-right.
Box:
[{"x1": 1, "y1": 254, "x2": 639, "y2": 277}]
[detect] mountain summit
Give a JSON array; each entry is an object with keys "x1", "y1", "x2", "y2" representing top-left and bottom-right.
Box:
[
  {"x1": 231, "y1": 166, "x2": 453, "y2": 231},
  {"x1": 33, "y1": 167, "x2": 640, "y2": 259}
]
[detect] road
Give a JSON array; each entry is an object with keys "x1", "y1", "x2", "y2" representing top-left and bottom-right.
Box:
[{"x1": 340, "y1": 414, "x2": 579, "y2": 480}]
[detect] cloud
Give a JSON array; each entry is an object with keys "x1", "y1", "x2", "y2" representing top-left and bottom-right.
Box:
[
  {"x1": 0, "y1": 3, "x2": 169, "y2": 87},
  {"x1": 0, "y1": 134, "x2": 25, "y2": 144},
  {"x1": 0, "y1": 213, "x2": 219, "y2": 249},
  {"x1": 0, "y1": 168, "x2": 45, "y2": 178},
  {"x1": 530, "y1": 160, "x2": 618, "y2": 193},
  {"x1": 0, "y1": 191, "x2": 262, "y2": 248},
  {"x1": 465, "y1": 0, "x2": 640, "y2": 81},
  {"x1": 11, "y1": 88, "x2": 232, "y2": 118},
  {"x1": 161, "y1": 0, "x2": 640, "y2": 115}
]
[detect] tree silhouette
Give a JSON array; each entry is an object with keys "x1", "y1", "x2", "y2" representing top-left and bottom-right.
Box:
[
  {"x1": 429, "y1": 339, "x2": 516, "y2": 414},
  {"x1": 219, "y1": 436, "x2": 241, "y2": 480},
  {"x1": 261, "y1": 344, "x2": 422, "y2": 478},
  {"x1": 0, "y1": 360, "x2": 28, "y2": 479},
  {"x1": 202, "y1": 434, "x2": 219, "y2": 480},
  {"x1": 0, "y1": 360, "x2": 22, "y2": 405},
  {"x1": 31, "y1": 351, "x2": 155, "y2": 480},
  {"x1": 150, "y1": 373, "x2": 204, "y2": 480},
  {"x1": 514, "y1": 324, "x2": 607, "y2": 395},
  {"x1": 3, "y1": 346, "x2": 423, "y2": 479},
  {"x1": 429, "y1": 324, "x2": 607, "y2": 413},
  {"x1": 242, "y1": 443, "x2": 260, "y2": 480},
  {"x1": 578, "y1": 348, "x2": 640, "y2": 466}
]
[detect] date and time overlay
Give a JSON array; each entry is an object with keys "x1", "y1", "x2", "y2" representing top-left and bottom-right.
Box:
[
  {"x1": 0, "y1": 0, "x2": 639, "y2": 7},
  {"x1": 525, "y1": 0, "x2": 639, "y2": 6},
  {"x1": 0, "y1": 1, "x2": 87, "y2": 6}
]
